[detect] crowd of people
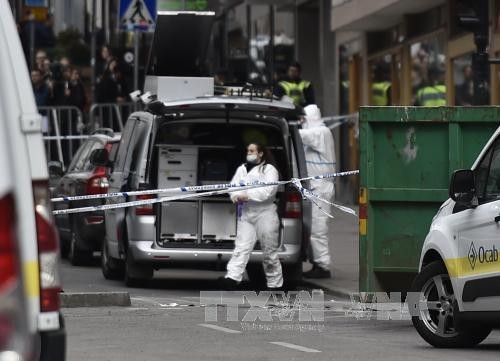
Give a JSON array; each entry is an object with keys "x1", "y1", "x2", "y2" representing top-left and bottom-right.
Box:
[
  {"x1": 31, "y1": 50, "x2": 86, "y2": 110},
  {"x1": 30, "y1": 45, "x2": 134, "y2": 109}
]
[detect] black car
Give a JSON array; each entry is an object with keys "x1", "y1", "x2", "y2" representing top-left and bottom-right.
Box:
[{"x1": 53, "y1": 129, "x2": 120, "y2": 265}]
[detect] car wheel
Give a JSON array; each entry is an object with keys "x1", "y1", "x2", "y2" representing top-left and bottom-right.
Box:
[
  {"x1": 124, "y1": 251, "x2": 153, "y2": 288},
  {"x1": 68, "y1": 231, "x2": 93, "y2": 266},
  {"x1": 101, "y1": 240, "x2": 124, "y2": 280},
  {"x1": 411, "y1": 261, "x2": 491, "y2": 348}
]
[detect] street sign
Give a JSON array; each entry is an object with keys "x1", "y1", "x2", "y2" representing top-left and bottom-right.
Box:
[{"x1": 119, "y1": 0, "x2": 157, "y2": 31}]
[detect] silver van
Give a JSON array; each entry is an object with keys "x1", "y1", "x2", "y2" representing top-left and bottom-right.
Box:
[{"x1": 97, "y1": 95, "x2": 311, "y2": 288}]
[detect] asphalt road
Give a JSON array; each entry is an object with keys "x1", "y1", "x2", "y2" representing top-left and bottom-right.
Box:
[{"x1": 61, "y1": 260, "x2": 500, "y2": 361}]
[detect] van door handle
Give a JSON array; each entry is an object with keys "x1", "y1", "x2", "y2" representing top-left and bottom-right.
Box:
[{"x1": 495, "y1": 215, "x2": 500, "y2": 222}]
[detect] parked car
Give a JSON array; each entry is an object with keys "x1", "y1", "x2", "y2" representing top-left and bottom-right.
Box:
[
  {"x1": 0, "y1": 1, "x2": 66, "y2": 359},
  {"x1": 411, "y1": 126, "x2": 500, "y2": 348},
  {"x1": 52, "y1": 129, "x2": 120, "y2": 265},
  {"x1": 93, "y1": 93, "x2": 311, "y2": 288}
]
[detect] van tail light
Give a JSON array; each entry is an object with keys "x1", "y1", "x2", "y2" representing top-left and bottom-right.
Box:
[
  {"x1": 86, "y1": 168, "x2": 109, "y2": 195},
  {"x1": 135, "y1": 194, "x2": 155, "y2": 216},
  {"x1": 284, "y1": 191, "x2": 302, "y2": 219},
  {"x1": 0, "y1": 194, "x2": 17, "y2": 291},
  {"x1": 33, "y1": 180, "x2": 61, "y2": 312}
]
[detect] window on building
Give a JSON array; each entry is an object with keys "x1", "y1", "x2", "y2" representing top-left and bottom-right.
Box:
[
  {"x1": 249, "y1": 5, "x2": 271, "y2": 84},
  {"x1": 227, "y1": 4, "x2": 249, "y2": 84},
  {"x1": 273, "y1": 5, "x2": 295, "y2": 84},
  {"x1": 411, "y1": 35, "x2": 446, "y2": 106}
]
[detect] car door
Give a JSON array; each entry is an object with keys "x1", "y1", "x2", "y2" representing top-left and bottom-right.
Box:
[
  {"x1": 105, "y1": 118, "x2": 137, "y2": 258},
  {"x1": 54, "y1": 140, "x2": 93, "y2": 235},
  {"x1": 448, "y1": 138, "x2": 500, "y2": 312}
]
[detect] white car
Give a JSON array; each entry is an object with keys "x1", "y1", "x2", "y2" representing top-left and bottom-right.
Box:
[
  {"x1": 411, "y1": 126, "x2": 500, "y2": 348},
  {"x1": 0, "y1": 1, "x2": 66, "y2": 359}
]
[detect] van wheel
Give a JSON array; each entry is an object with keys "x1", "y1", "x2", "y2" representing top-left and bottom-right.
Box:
[
  {"x1": 124, "y1": 252, "x2": 153, "y2": 288},
  {"x1": 246, "y1": 264, "x2": 267, "y2": 290},
  {"x1": 411, "y1": 261, "x2": 491, "y2": 348},
  {"x1": 101, "y1": 240, "x2": 124, "y2": 280},
  {"x1": 68, "y1": 231, "x2": 92, "y2": 266}
]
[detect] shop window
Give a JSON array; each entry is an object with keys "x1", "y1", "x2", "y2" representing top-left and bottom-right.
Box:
[
  {"x1": 249, "y1": 5, "x2": 271, "y2": 84},
  {"x1": 367, "y1": 24, "x2": 404, "y2": 55},
  {"x1": 273, "y1": 5, "x2": 295, "y2": 84},
  {"x1": 227, "y1": 4, "x2": 249, "y2": 84},
  {"x1": 406, "y1": 6, "x2": 446, "y2": 39},
  {"x1": 411, "y1": 36, "x2": 446, "y2": 106}
]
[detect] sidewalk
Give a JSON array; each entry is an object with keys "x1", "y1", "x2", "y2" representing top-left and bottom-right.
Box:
[{"x1": 301, "y1": 203, "x2": 358, "y2": 299}]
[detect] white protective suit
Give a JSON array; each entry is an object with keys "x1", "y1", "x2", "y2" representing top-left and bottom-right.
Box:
[
  {"x1": 225, "y1": 162, "x2": 283, "y2": 288},
  {"x1": 299, "y1": 104, "x2": 336, "y2": 271}
]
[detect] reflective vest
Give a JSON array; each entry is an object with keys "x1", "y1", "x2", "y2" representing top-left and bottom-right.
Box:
[
  {"x1": 416, "y1": 85, "x2": 446, "y2": 106},
  {"x1": 371, "y1": 81, "x2": 391, "y2": 106},
  {"x1": 279, "y1": 80, "x2": 311, "y2": 106}
]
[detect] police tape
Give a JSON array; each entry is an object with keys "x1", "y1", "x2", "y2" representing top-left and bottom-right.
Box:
[
  {"x1": 43, "y1": 135, "x2": 91, "y2": 140},
  {"x1": 51, "y1": 170, "x2": 359, "y2": 215},
  {"x1": 50, "y1": 170, "x2": 360, "y2": 203},
  {"x1": 291, "y1": 178, "x2": 357, "y2": 218}
]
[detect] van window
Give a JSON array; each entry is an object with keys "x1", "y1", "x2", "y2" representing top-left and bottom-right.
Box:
[
  {"x1": 475, "y1": 141, "x2": 500, "y2": 204},
  {"x1": 484, "y1": 142, "x2": 500, "y2": 202},
  {"x1": 114, "y1": 119, "x2": 137, "y2": 172}
]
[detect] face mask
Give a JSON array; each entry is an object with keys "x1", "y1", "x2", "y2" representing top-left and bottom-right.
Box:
[{"x1": 246, "y1": 154, "x2": 259, "y2": 164}]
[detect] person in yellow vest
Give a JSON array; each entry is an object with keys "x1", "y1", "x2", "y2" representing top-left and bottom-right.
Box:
[
  {"x1": 371, "y1": 61, "x2": 391, "y2": 106},
  {"x1": 274, "y1": 61, "x2": 315, "y2": 107},
  {"x1": 415, "y1": 66, "x2": 447, "y2": 106}
]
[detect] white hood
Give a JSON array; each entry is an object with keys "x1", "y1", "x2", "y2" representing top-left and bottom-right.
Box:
[{"x1": 303, "y1": 104, "x2": 324, "y2": 129}]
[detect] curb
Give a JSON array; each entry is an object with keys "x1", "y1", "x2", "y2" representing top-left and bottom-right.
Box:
[
  {"x1": 300, "y1": 280, "x2": 354, "y2": 300},
  {"x1": 60, "y1": 292, "x2": 131, "y2": 308}
]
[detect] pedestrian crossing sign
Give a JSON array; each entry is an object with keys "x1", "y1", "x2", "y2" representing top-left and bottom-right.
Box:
[{"x1": 119, "y1": 0, "x2": 157, "y2": 31}]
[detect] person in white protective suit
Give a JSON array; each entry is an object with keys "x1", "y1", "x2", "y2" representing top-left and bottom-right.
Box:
[
  {"x1": 221, "y1": 142, "x2": 283, "y2": 290},
  {"x1": 300, "y1": 104, "x2": 336, "y2": 278}
]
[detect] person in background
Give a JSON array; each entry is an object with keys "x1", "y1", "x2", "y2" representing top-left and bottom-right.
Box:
[
  {"x1": 96, "y1": 45, "x2": 114, "y2": 83},
  {"x1": 97, "y1": 58, "x2": 129, "y2": 103},
  {"x1": 415, "y1": 65, "x2": 446, "y2": 106},
  {"x1": 274, "y1": 61, "x2": 315, "y2": 107},
  {"x1": 31, "y1": 68, "x2": 51, "y2": 106},
  {"x1": 371, "y1": 61, "x2": 391, "y2": 106},
  {"x1": 455, "y1": 64, "x2": 474, "y2": 106},
  {"x1": 221, "y1": 142, "x2": 283, "y2": 290},
  {"x1": 299, "y1": 104, "x2": 336, "y2": 279}
]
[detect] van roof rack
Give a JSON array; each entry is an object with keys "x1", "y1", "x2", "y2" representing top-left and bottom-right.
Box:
[
  {"x1": 91, "y1": 128, "x2": 115, "y2": 137},
  {"x1": 214, "y1": 83, "x2": 277, "y2": 102}
]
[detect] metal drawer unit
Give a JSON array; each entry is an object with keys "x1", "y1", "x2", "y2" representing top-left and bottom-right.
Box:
[{"x1": 157, "y1": 145, "x2": 198, "y2": 189}]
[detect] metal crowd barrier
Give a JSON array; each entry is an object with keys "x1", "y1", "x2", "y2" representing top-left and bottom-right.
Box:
[
  {"x1": 39, "y1": 105, "x2": 84, "y2": 170},
  {"x1": 89, "y1": 102, "x2": 142, "y2": 132}
]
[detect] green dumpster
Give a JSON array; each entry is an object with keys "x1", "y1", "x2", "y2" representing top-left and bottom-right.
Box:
[{"x1": 359, "y1": 106, "x2": 499, "y2": 293}]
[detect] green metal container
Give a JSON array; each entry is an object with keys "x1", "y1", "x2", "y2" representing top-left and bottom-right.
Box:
[{"x1": 359, "y1": 106, "x2": 499, "y2": 293}]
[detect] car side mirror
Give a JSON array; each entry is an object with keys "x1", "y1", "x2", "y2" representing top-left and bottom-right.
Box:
[
  {"x1": 449, "y1": 169, "x2": 478, "y2": 207},
  {"x1": 89, "y1": 148, "x2": 111, "y2": 167}
]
